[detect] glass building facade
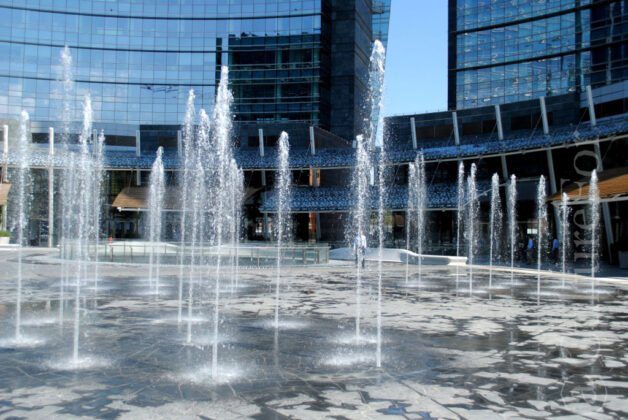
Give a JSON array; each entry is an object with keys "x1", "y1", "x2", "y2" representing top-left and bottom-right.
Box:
[
  {"x1": 0, "y1": 0, "x2": 390, "y2": 140},
  {"x1": 372, "y1": 0, "x2": 391, "y2": 47},
  {"x1": 449, "y1": 0, "x2": 628, "y2": 109}
]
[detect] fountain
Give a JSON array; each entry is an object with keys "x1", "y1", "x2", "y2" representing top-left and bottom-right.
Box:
[
  {"x1": 47, "y1": 86, "x2": 110, "y2": 368},
  {"x1": 92, "y1": 130, "x2": 105, "y2": 295},
  {"x1": 347, "y1": 134, "x2": 371, "y2": 342},
  {"x1": 178, "y1": 89, "x2": 196, "y2": 324},
  {"x1": 364, "y1": 39, "x2": 386, "y2": 367},
  {"x1": 455, "y1": 162, "x2": 465, "y2": 290},
  {"x1": 413, "y1": 153, "x2": 426, "y2": 287},
  {"x1": 507, "y1": 174, "x2": 517, "y2": 286},
  {"x1": 8, "y1": 111, "x2": 32, "y2": 344},
  {"x1": 589, "y1": 170, "x2": 600, "y2": 295},
  {"x1": 186, "y1": 158, "x2": 205, "y2": 343},
  {"x1": 208, "y1": 66, "x2": 242, "y2": 380},
  {"x1": 405, "y1": 163, "x2": 416, "y2": 284},
  {"x1": 536, "y1": 175, "x2": 547, "y2": 303},
  {"x1": 230, "y1": 166, "x2": 244, "y2": 292},
  {"x1": 184, "y1": 107, "x2": 211, "y2": 342},
  {"x1": 274, "y1": 132, "x2": 292, "y2": 329},
  {"x1": 147, "y1": 147, "x2": 165, "y2": 296},
  {"x1": 59, "y1": 46, "x2": 74, "y2": 326},
  {"x1": 559, "y1": 192, "x2": 571, "y2": 286},
  {"x1": 488, "y1": 173, "x2": 502, "y2": 289},
  {"x1": 465, "y1": 163, "x2": 478, "y2": 294}
]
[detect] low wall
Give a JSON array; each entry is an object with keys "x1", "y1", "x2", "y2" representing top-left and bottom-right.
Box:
[
  {"x1": 330, "y1": 247, "x2": 467, "y2": 266},
  {"x1": 59, "y1": 240, "x2": 330, "y2": 266}
]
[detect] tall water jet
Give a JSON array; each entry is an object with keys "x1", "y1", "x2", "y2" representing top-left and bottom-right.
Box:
[
  {"x1": 92, "y1": 129, "x2": 105, "y2": 295},
  {"x1": 375, "y1": 144, "x2": 386, "y2": 368},
  {"x1": 365, "y1": 39, "x2": 386, "y2": 367},
  {"x1": 589, "y1": 170, "x2": 600, "y2": 295},
  {"x1": 56, "y1": 92, "x2": 97, "y2": 365},
  {"x1": 536, "y1": 176, "x2": 547, "y2": 303},
  {"x1": 177, "y1": 89, "x2": 196, "y2": 324},
  {"x1": 488, "y1": 173, "x2": 502, "y2": 289},
  {"x1": 10, "y1": 111, "x2": 32, "y2": 340},
  {"x1": 73, "y1": 94, "x2": 94, "y2": 364},
  {"x1": 347, "y1": 134, "x2": 371, "y2": 342},
  {"x1": 405, "y1": 164, "x2": 416, "y2": 284},
  {"x1": 208, "y1": 66, "x2": 241, "y2": 380},
  {"x1": 465, "y1": 163, "x2": 478, "y2": 294},
  {"x1": 147, "y1": 147, "x2": 165, "y2": 295},
  {"x1": 455, "y1": 162, "x2": 465, "y2": 290},
  {"x1": 231, "y1": 168, "x2": 244, "y2": 292},
  {"x1": 273, "y1": 132, "x2": 292, "y2": 329},
  {"x1": 186, "y1": 159, "x2": 205, "y2": 344},
  {"x1": 560, "y1": 192, "x2": 571, "y2": 286},
  {"x1": 195, "y1": 107, "x2": 211, "y2": 254},
  {"x1": 413, "y1": 153, "x2": 426, "y2": 287},
  {"x1": 185, "y1": 106, "x2": 211, "y2": 342},
  {"x1": 58, "y1": 46, "x2": 75, "y2": 325},
  {"x1": 507, "y1": 175, "x2": 517, "y2": 286}
]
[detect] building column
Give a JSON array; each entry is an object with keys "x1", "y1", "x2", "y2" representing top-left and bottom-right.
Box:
[
  {"x1": 258, "y1": 128, "x2": 269, "y2": 240},
  {"x1": 495, "y1": 105, "x2": 504, "y2": 141},
  {"x1": 1, "y1": 125, "x2": 8, "y2": 230},
  {"x1": 586, "y1": 86, "x2": 614, "y2": 262},
  {"x1": 410, "y1": 117, "x2": 417, "y2": 149},
  {"x1": 586, "y1": 85, "x2": 597, "y2": 127},
  {"x1": 311, "y1": 166, "x2": 321, "y2": 241},
  {"x1": 48, "y1": 127, "x2": 55, "y2": 248},
  {"x1": 135, "y1": 129, "x2": 141, "y2": 156},
  {"x1": 500, "y1": 155, "x2": 509, "y2": 180},
  {"x1": 259, "y1": 128, "x2": 266, "y2": 186},
  {"x1": 545, "y1": 148, "x2": 561, "y2": 237},
  {"x1": 135, "y1": 129, "x2": 141, "y2": 186},
  {"x1": 452, "y1": 111, "x2": 460, "y2": 145},
  {"x1": 539, "y1": 97, "x2": 549, "y2": 135},
  {"x1": 309, "y1": 126, "x2": 316, "y2": 155},
  {"x1": 177, "y1": 130, "x2": 183, "y2": 158},
  {"x1": 593, "y1": 141, "x2": 615, "y2": 262}
]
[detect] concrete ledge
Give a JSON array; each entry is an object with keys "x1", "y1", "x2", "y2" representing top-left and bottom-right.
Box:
[{"x1": 330, "y1": 247, "x2": 466, "y2": 266}]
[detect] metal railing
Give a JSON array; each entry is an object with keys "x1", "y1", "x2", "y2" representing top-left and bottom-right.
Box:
[{"x1": 59, "y1": 240, "x2": 330, "y2": 266}]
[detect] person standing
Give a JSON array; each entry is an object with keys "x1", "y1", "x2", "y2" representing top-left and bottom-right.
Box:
[
  {"x1": 527, "y1": 237, "x2": 534, "y2": 265},
  {"x1": 551, "y1": 237, "x2": 559, "y2": 262},
  {"x1": 353, "y1": 233, "x2": 367, "y2": 268}
]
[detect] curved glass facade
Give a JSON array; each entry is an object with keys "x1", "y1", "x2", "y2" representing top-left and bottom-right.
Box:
[
  {"x1": 0, "y1": 0, "x2": 325, "y2": 130},
  {"x1": 450, "y1": 0, "x2": 627, "y2": 109}
]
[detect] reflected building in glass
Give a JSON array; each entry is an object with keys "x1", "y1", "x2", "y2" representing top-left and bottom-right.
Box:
[
  {"x1": 0, "y1": 0, "x2": 390, "y2": 144},
  {"x1": 449, "y1": 0, "x2": 627, "y2": 109}
]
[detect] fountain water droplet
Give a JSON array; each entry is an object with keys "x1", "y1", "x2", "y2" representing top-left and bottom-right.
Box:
[
  {"x1": 148, "y1": 147, "x2": 165, "y2": 296},
  {"x1": 274, "y1": 132, "x2": 291, "y2": 330},
  {"x1": 536, "y1": 175, "x2": 547, "y2": 304},
  {"x1": 507, "y1": 175, "x2": 518, "y2": 286},
  {"x1": 488, "y1": 173, "x2": 503, "y2": 290},
  {"x1": 589, "y1": 170, "x2": 600, "y2": 297},
  {"x1": 466, "y1": 163, "x2": 478, "y2": 295}
]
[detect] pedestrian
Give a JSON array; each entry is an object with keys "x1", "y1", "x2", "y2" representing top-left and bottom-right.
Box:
[
  {"x1": 551, "y1": 237, "x2": 559, "y2": 262},
  {"x1": 353, "y1": 233, "x2": 367, "y2": 268},
  {"x1": 527, "y1": 237, "x2": 534, "y2": 264}
]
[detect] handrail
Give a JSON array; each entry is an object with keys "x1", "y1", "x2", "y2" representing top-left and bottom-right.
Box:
[{"x1": 59, "y1": 239, "x2": 330, "y2": 265}]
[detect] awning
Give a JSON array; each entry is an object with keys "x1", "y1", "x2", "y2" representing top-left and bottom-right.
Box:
[
  {"x1": 0, "y1": 183, "x2": 10, "y2": 206},
  {"x1": 549, "y1": 168, "x2": 628, "y2": 204},
  {"x1": 112, "y1": 186, "x2": 262, "y2": 211}
]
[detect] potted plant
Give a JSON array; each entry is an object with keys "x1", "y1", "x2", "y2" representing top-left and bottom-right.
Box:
[
  {"x1": 0, "y1": 230, "x2": 10, "y2": 245},
  {"x1": 618, "y1": 237, "x2": 628, "y2": 269}
]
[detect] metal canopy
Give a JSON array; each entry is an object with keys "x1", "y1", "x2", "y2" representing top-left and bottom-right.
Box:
[{"x1": 549, "y1": 168, "x2": 628, "y2": 204}]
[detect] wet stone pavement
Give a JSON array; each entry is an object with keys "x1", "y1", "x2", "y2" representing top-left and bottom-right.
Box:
[{"x1": 0, "y1": 250, "x2": 627, "y2": 419}]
